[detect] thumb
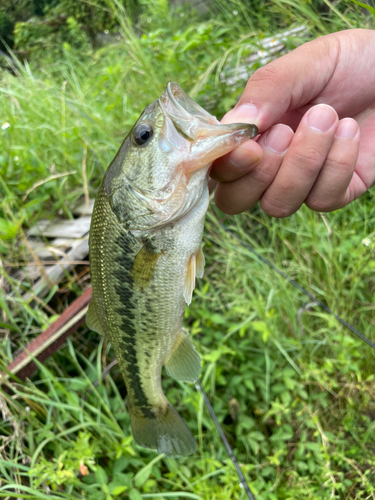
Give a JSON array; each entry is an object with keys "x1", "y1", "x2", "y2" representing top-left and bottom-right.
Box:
[{"x1": 223, "y1": 32, "x2": 341, "y2": 132}]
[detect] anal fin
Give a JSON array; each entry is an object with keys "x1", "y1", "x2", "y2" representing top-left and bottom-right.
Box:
[
  {"x1": 86, "y1": 301, "x2": 104, "y2": 335},
  {"x1": 164, "y1": 329, "x2": 201, "y2": 383}
]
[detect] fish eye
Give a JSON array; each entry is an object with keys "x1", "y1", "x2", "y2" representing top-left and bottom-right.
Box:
[{"x1": 134, "y1": 124, "x2": 153, "y2": 145}]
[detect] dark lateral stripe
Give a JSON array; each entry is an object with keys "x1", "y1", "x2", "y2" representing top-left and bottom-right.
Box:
[{"x1": 114, "y1": 231, "x2": 154, "y2": 414}]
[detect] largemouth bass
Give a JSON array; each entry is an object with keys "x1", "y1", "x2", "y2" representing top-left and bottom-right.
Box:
[{"x1": 87, "y1": 82, "x2": 257, "y2": 457}]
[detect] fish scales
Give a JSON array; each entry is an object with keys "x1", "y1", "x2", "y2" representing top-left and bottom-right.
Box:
[
  {"x1": 90, "y1": 181, "x2": 208, "y2": 405},
  {"x1": 88, "y1": 82, "x2": 257, "y2": 457}
]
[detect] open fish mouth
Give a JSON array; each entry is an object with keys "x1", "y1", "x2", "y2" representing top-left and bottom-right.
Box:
[
  {"x1": 160, "y1": 81, "x2": 258, "y2": 172},
  {"x1": 165, "y1": 81, "x2": 219, "y2": 129},
  {"x1": 159, "y1": 82, "x2": 221, "y2": 143}
]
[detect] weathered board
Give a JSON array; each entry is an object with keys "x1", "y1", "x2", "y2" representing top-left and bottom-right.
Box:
[{"x1": 21, "y1": 199, "x2": 94, "y2": 301}]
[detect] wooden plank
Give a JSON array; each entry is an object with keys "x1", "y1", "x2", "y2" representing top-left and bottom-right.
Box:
[
  {"x1": 27, "y1": 216, "x2": 91, "y2": 239},
  {"x1": 23, "y1": 237, "x2": 74, "y2": 261},
  {"x1": 22, "y1": 236, "x2": 89, "y2": 301},
  {"x1": 19, "y1": 237, "x2": 79, "y2": 287},
  {"x1": 72, "y1": 199, "x2": 95, "y2": 216},
  {"x1": 26, "y1": 219, "x2": 50, "y2": 235}
]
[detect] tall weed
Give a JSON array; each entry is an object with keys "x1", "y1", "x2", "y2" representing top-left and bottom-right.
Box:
[{"x1": 1, "y1": 0, "x2": 375, "y2": 498}]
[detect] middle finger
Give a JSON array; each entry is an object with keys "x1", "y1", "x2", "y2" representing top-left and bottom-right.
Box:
[
  {"x1": 260, "y1": 104, "x2": 339, "y2": 218},
  {"x1": 214, "y1": 124, "x2": 294, "y2": 214}
]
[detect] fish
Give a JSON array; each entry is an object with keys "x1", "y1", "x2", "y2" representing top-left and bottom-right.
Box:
[{"x1": 87, "y1": 82, "x2": 258, "y2": 457}]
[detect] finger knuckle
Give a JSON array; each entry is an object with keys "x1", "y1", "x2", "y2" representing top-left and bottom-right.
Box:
[
  {"x1": 260, "y1": 195, "x2": 296, "y2": 218},
  {"x1": 305, "y1": 197, "x2": 334, "y2": 212},
  {"x1": 306, "y1": 195, "x2": 347, "y2": 213},
  {"x1": 291, "y1": 146, "x2": 326, "y2": 173},
  {"x1": 214, "y1": 191, "x2": 241, "y2": 215},
  {"x1": 210, "y1": 171, "x2": 226, "y2": 183},
  {"x1": 252, "y1": 166, "x2": 276, "y2": 186},
  {"x1": 324, "y1": 155, "x2": 354, "y2": 174},
  {"x1": 250, "y1": 65, "x2": 283, "y2": 89}
]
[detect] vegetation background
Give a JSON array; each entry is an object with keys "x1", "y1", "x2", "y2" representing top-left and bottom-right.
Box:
[{"x1": 0, "y1": 0, "x2": 375, "y2": 498}]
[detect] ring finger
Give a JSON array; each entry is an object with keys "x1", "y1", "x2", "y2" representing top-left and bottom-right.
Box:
[{"x1": 305, "y1": 118, "x2": 360, "y2": 211}]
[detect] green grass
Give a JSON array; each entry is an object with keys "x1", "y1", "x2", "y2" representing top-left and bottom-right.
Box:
[{"x1": 1, "y1": 0, "x2": 375, "y2": 498}]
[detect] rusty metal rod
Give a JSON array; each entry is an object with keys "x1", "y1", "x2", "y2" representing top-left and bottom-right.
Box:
[{"x1": 3, "y1": 286, "x2": 92, "y2": 381}]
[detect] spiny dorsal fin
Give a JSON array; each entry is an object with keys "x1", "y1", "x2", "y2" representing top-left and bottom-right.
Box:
[
  {"x1": 164, "y1": 328, "x2": 201, "y2": 383},
  {"x1": 183, "y1": 253, "x2": 196, "y2": 305},
  {"x1": 130, "y1": 243, "x2": 162, "y2": 291},
  {"x1": 86, "y1": 301, "x2": 104, "y2": 335}
]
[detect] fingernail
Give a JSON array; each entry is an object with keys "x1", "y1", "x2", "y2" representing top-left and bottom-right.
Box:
[
  {"x1": 335, "y1": 118, "x2": 358, "y2": 138},
  {"x1": 264, "y1": 124, "x2": 293, "y2": 154},
  {"x1": 229, "y1": 143, "x2": 262, "y2": 169},
  {"x1": 222, "y1": 104, "x2": 259, "y2": 124},
  {"x1": 307, "y1": 104, "x2": 337, "y2": 133}
]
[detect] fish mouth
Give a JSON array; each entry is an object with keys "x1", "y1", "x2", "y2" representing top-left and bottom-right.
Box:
[
  {"x1": 158, "y1": 82, "x2": 213, "y2": 144},
  {"x1": 165, "y1": 81, "x2": 219, "y2": 131},
  {"x1": 160, "y1": 82, "x2": 258, "y2": 172}
]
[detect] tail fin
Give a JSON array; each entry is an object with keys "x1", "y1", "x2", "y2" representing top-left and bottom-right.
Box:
[{"x1": 129, "y1": 403, "x2": 197, "y2": 457}]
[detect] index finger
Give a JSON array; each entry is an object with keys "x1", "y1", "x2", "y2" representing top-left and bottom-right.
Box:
[{"x1": 222, "y1": 32, "x2": 341, "y2": 132}]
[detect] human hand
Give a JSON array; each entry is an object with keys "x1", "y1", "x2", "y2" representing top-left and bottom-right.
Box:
[{"x1": 211, "y1": 28, "x2": 375, "y2": 217}]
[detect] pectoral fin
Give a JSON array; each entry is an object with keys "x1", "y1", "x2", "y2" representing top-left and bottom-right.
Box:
[
  {"x1": 183, "y1": 249, "x2": 205, "y2": 304},
  {"x1": 164, "y1": 329, "x2": 201, "y2": 383},
  {"x1": 183, "y1": 254, "x2": 196, "y2": 305},
  {"x1": 130, "y1": 243, "x2": 162, "y2": 291},
  {"x1": 86, "y1": 301, "x2": 104, "y2": 335},
  {"x1": 196, "y1": 247, "x2": 205, "y2": 279}
]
